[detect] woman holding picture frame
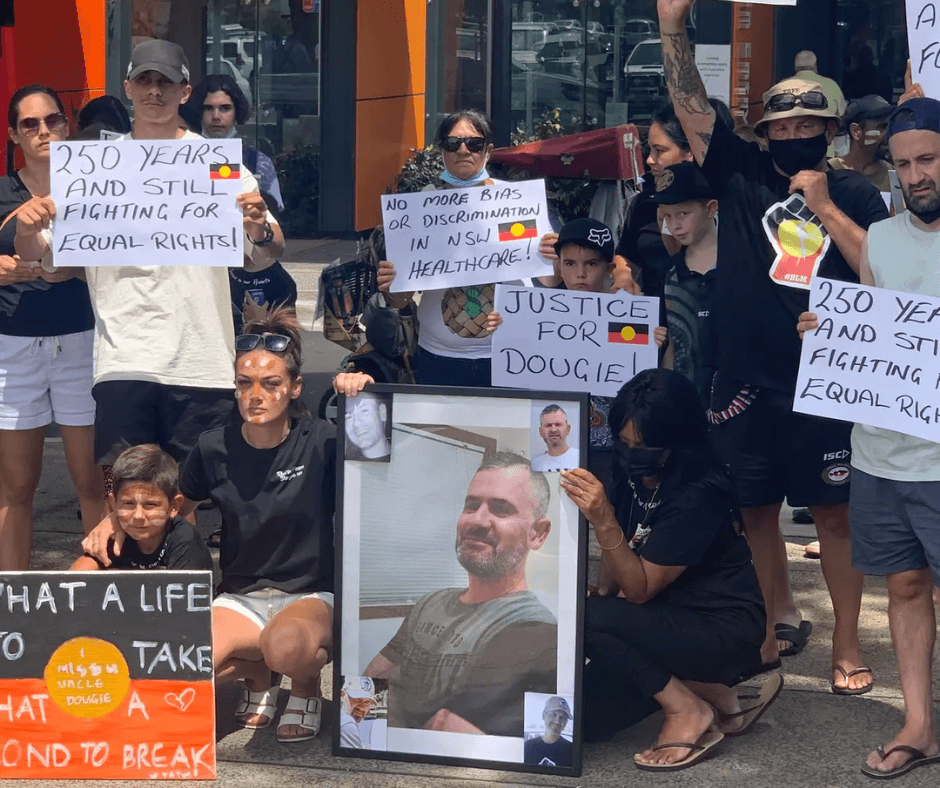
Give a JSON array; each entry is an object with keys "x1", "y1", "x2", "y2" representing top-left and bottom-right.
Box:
[{"x1": 560, "y1": 369, "x2": 775, "y2": 773}]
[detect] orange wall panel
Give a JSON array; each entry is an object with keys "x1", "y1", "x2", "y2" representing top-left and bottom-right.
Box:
[
  {"x1": 357, "y1": 0, "x2": 427, "y2": 101},
  {"x1": 355, "y1": 94, "x2": 424, "y2": 230},
  {"x1": 731, "y1": 4, "x2": 775, "y2": 125}
]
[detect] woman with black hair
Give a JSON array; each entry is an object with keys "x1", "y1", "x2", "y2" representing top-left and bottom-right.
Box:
[{"x1": 560, "y1": 368, "x2": 773, "y2": 772}]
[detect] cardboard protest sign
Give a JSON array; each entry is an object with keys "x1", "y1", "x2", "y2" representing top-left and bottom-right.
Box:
[
  {"x1": 0, "y1": 571, "x2": 215, "y2": 780},
  {"x1": 908, "y1": 1, "x2": 940, "y2": 98},
  {"x1": 795, "y1": 277, "x2": 940, "y2": 442},
  {"x1": 491, "y1": 285, "x2": 659, "y2": 396},
  {"x1": 381, "y1": 180, "x2": 554, "y2": 292},
  {"x1": 50, "y1": 139, "x2": 244, "y2": 267}
]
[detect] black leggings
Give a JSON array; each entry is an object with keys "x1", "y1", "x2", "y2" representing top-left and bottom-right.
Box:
[{"x1": 582, "y1": 595, "x2": 762, "y2": 742}]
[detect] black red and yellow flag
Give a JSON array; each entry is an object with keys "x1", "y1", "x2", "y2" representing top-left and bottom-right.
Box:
[
  {"x1": 497, "y1": 219, "x2": 538, "y2": 242},
  {"x1": 608, "y1": 322, "x2": 649, "y2": 345},
  {"x1": 209, "y1": 162, "x2": 240, "y2": 180}
]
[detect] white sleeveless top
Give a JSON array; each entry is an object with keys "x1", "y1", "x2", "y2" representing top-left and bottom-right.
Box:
[{"x1": 852, "y1": 212, "x2": 940, "y2": 481}]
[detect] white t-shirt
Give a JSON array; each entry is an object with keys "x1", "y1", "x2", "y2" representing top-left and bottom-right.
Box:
[{"x1": 531, "y1": 446, "x2": 580, "y2": 473}]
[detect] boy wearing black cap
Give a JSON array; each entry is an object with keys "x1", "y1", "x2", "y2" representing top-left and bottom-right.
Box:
[
  {"x1": 829, "y1": 95, "x2": 895, "y2": 193},
  {"x1": 653, "y1": 162, "x2": 718, "y2": 406}
]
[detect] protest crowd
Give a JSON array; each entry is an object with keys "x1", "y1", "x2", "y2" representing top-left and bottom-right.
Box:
[{"x1": 5, "y1": 0, "x2": 940, "y2": 780}]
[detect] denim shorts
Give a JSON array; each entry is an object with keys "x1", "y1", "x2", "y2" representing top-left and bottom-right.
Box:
[{"x1": 213, "y1": 587, "x2": 334, "y2": 630}]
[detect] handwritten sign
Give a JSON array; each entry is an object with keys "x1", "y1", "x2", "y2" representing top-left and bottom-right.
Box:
[
  {"x1": 908, "y1": 1, "x2": 940, "y2": 98},
  {"x1": 0, "y1": 571, "x2": 215, "y2": 780},
  {"x1": 491, "y1": 285, "x2": 659, "y2": 396},
  {"x1": 50, "y1": 139, "x2": 244, "y2": 267},
  {"x1": 795, "y1": 277, "x2": 940, "y2": 442},
  {"x1": 381, "y1": 179, "x2": 553, "y2": 292}
]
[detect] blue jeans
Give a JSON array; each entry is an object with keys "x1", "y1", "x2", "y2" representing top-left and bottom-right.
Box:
[{"x1": 414, "y1": 347, "x2": 491, "y2": 388}]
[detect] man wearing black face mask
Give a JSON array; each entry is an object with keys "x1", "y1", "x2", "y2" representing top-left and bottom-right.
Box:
[{"x1": 657, "y1": 0, "x2": 888, "y2": 693}]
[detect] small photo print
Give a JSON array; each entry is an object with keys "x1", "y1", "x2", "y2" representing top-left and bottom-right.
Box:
[
  {"x1": 339, "y1": 676, "x2": 388, "y2": 751},
  {"x1": 345, "y1": 392, "x2": 393, "y2": 462},
  {"x1": 523, "y1": 692, "x2": 574, "y2": 768},
  {"x1": 529, "y1": 401, "x2": 579, "y2": 473}
]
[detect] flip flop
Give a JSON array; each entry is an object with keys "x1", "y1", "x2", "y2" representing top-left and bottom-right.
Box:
[
  {"x1": 633, "y1": 731, "x2": 724, "y2": 772},
  {"x1": 804, "y1": 540, "x2": 821, "y2": 559},
  {"x1": 775, "y1": 620, "x2": 812, "y2": 657},
  {"x1": 718, "y1": 673, "x2": 784, "y2": 736},
  {"x1": 831, "y1": 665, "x2": 874, "y2": 696},
  {"x1": 860, "y1": 745, "x2": 940, "y2": 779}
]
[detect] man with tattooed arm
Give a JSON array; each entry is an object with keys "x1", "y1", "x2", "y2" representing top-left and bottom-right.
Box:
[{"x1": 645, "y1": 0, "x2": 888, "y2": 694}]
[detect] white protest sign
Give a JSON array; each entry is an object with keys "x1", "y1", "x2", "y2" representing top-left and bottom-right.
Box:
[
  {"x1": 695, "y1": 44, "x2": 732, "y2": 105},
  {"x1": 908, "y1": 1, "x2": 940, "y2": 98},
  {"x1": 381, "y1": 179, "x2": 553, "y2": 292},
  {"x1": 795, "y1": 277, "x2": 940, "y2": 442},
  {"x1": 491, "y1": 284, "x2": 660, "y2": 396},
  {"x1": 50, "y1": 138, "x2": 244, "y2": 266}
]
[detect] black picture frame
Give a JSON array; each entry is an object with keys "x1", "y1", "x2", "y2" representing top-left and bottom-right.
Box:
[{"x1": 332, "y1": 384, "x2": 588, "y2": 777}]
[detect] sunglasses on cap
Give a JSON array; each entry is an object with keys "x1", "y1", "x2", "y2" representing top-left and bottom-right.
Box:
[
  {"x1": 235, "y1": 333, "x2": 291, "y2": 352},
  {"x1": 17, "y1": 112, "x2": 68, "y2": 137},
  {"x1": 441, "y1": 136, "x2": 487, "y2": 153},
  {"x1": 764, "y1": 91, "x2": 828, "y2": 114}
]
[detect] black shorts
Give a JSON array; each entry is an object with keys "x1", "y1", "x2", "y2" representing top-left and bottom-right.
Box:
[
  {"x1": 708, "y1": 375, "x2": 851, "y2": 509},
  {"x1": 93, "y1": 380, "x2": 236, "y2": 465}
]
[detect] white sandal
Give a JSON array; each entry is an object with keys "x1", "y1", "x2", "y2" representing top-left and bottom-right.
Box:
[
  {"x1": 235, "y1": 683, "x2": 278, "y2": 729},
  {"x1": 276, "y1": 694, "x2": 322, "y2": 742}
]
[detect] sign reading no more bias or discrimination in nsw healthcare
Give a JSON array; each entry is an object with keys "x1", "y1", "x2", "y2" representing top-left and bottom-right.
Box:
[
  {"x1": 491, "y1": 285, "x2": 660, "y2": 397},
  {"x1": 795, "y1": 277, "x2": 940, "y2": 443},
  {"x1": 908, "y1": 0, "x2": 940, "y2": 100},
  {"x1": 49, "y1": 138, "x2": 244, "y2": 267},
  {"x1": 0, "y1": 571, "x2": 215, "y2": 780},
  {"x1": 381, "y1": 179, "x2": 554, "y2": 292}
]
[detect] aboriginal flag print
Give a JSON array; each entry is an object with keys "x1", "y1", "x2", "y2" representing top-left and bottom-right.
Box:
[
  {"x1": 608, "y1": 322, "x2": 649, "y2": 345},
  {"x1": 497, "y1": 219, "x2": 538, "y2": 242},
  {"x1": 209, "y1": 162, "x2": 240, "y2": 180}
]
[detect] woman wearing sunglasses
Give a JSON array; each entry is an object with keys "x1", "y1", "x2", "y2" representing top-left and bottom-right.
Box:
[{"x1": 0, "y1": 85, "x2": 103, "y2": 570}]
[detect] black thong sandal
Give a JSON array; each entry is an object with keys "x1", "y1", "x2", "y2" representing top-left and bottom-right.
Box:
[
  {"x1": 860, "y1": 745, "x2": 940, "y2": 779},
  {"x1": 831, "y1": 665, "x2": 874, "y2": 696},
  {"x1": 775, "y1": 620, "x2": 812, "y2": 657}
]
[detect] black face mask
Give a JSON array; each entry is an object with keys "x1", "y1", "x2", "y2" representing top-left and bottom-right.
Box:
[
  {"x1": 767, "y1": 132, "x2": 829, "y2": 176},
  {"x1": 614, "y1": 441, "x2": 670, "y2": 479}
]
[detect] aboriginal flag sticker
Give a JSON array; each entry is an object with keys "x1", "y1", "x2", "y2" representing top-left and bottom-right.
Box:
[
  {"x1": 497, "y1": 219, "x2": 538, "y2": 242},
  {"x1": 608, "y1": 322, "x2": 649, "y2": 345},
  {"x1": 209, "y1": 162, "x2": 240, "y2": 180}
]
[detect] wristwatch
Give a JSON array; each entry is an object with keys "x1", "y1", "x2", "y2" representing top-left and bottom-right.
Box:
[{"x1": 248, "y1": 220, "x2": 274, "y2": 247}]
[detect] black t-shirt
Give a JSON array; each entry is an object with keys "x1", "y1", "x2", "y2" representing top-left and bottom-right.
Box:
[
  {"x1": 0, "y1": 173, "x2": 95, "y2": 337},
  {"x1": 524, "y1": 735, "x2": 573, "y2": 767},
  {"x1": 664, "y1": 249, "x2": 717, "y2": 408},
  {"x1": 617, "y1": 468, "x2": 764, "y2": 621},
  {"x1": 229, "y1": 262, "x2": 298, "y2": 334},
  {"x1": 109, "y1": 516, "x2": 213, "y2": 570},
  {"x1": 615, "y1": 183, "x2": 673, "y2": 299},
  {"x1": 700, "y1": 119, "x2": 889, "y2": 392},
  {"x1": 180, "y1": 417, "x2": 336, "y2": 594}
]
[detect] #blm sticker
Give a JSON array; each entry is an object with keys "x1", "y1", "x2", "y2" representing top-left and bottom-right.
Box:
[
  {"x1": 209, "y1": 162, "x2": 240, "y2": 180},
  {"x1": 608, "y1": 322, "x2": 649, "y2": 345},
  {"x1": 497, "y1": 219, "x2": 538, "y2": 242}
]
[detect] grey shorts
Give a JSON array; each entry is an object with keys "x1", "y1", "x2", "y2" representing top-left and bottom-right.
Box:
[
  {"x1": 213, "y1": 587, "x2": 334, "y2": 631},
  {"x1": 850, "y1": 467, "x2": 940, "y2": 586}
]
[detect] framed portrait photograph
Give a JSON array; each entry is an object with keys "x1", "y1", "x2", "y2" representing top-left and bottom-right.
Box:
[{"x1": 333, "y1": 385, "x2": 588, "y2": 776}]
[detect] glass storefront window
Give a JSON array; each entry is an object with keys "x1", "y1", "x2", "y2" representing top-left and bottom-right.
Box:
[{"x1": 834, "y1": 1, "x2": 907, "y2": 103}]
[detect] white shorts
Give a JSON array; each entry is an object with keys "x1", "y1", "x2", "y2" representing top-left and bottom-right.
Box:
[
  {"x1": 0, "y1": 330, "x2": 96, "y2": 430},
  {"x1": 213, "y1": 587, "x2": 334, "y2": 631}
]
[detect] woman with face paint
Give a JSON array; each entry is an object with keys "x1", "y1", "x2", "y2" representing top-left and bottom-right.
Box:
[{"x1": 559, "y1": 369, "x2": 772, "y2": 772}]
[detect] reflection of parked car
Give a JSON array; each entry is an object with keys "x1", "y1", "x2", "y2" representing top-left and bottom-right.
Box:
[
  {"x1": 620, "y1": 18, "x2": 659, "y2": 54},
  {"x1": 538, "y1": 30, "x2": 610, "y2": 83},
  {"x1": 211, "y1": 58, "x2": 253, "y2": 105},
  {"x1": 512, "y1": 22, "x2": 557, "y2": 68},
  {"x1": 624, "y1": 39, "x2": 669, "y2": 119},
  {"x1": 554, "y1": 19, "x2": 581, "y2": 30}
]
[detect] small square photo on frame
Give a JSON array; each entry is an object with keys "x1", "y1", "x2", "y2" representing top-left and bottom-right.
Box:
[{"x1": 334, "y1": 385, "x2": 588, "y2": 776}]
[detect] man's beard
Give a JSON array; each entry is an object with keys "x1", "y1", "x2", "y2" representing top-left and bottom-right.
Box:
[
  {"x1": 905, "y1": 178, "x2": 940, "y2": 223},
  {"x1": 455, "y1": 529, "x2": 526, "y2": 578}
]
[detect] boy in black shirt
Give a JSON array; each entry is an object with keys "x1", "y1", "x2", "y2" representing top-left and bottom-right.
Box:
[{"x1": 71, "y1": 444, "x2": 212, "y2": 571}]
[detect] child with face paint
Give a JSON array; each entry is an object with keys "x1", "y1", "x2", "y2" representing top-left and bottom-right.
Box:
[{"x1": 70, "y1": 444, "x2": 212, "y2": 571}]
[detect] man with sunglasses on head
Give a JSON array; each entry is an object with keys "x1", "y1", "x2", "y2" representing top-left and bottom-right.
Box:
[
  {"x1": 654, "y1": 0, "x2": 888, "y2": 693},
  {"x1": 13, "y1": 40, "x2": 284, "y2": 491}
]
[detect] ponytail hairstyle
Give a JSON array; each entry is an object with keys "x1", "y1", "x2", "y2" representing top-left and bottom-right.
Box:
[{"x1": 238, "y1": 307, "x2": 309, "y2": 418}]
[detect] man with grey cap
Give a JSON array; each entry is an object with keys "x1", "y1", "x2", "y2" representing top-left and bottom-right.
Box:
[
  {"x1": 799, "y1": 97, "x2": 940, "y2": 779},
  {"x1": 524, "y1": 695, "x2": 573, "y2": 767},
  {"x1": 653, "y1": 0, "x2": 888, "y2": 694},
  {"x1": 339, "y1": 676, "x2": 383, "y2": 749},
  {"x1": 830, "y1": 95, "x2": 895, "y2": 193},
  {"x1": 15, "y1": 40, "x2": 285, "y2": 492}
]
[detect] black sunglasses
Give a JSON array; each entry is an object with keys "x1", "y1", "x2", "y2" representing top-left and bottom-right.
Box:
[
  {"x1": 17, "y1": 112, "x2": 68, "y2": 137},
  {"x1": 441, "y1": 136, "x2": 487, "y2": 153},
  {"x1": 764, "y1": 91, "x2": 829, "y2": 114},
  {"x1": 235, "y1": 333, "x2": 291, "y2": 352}
]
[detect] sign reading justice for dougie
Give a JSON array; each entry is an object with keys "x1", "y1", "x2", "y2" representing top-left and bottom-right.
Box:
[
  {"x1": 50, "y1": 139, "x2": 244, "y2": 267},
  {"x1": 795, "y1": 277, "x2": 940, "y2": 442},
  {"x1": 382, "y1": 179, "x2": 553, "y2": 292}
]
